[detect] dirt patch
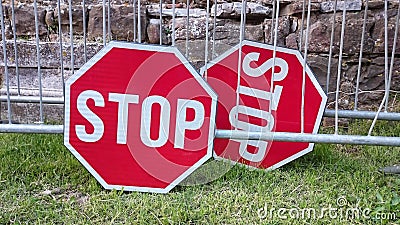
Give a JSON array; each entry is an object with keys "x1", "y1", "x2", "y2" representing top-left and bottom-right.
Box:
[{"x1": 38, "y1": 186, "x2": 90, "y2": 207}]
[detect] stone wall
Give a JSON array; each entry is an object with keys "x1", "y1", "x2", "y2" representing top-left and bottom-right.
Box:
[{"x1": 1, "y1": 0, "x2": 400, "y2": 122}]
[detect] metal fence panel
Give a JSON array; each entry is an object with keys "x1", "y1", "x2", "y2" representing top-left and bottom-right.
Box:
[{"x1": 1, "y1": 0, "x2": 400, "y2": 146}]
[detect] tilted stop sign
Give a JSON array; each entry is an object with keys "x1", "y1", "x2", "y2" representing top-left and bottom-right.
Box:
[
  {"x1": 64, "y1": 42, "x2": 217, "y2": 193},
  {"x1": 203, "y1": 40, "x2": 327, "y2": 170}
]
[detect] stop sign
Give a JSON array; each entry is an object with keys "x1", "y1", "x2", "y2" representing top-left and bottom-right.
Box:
[
  {"x1": 203, "y1": 40, "x2": 327, "y2": 169},
  {"x1": 64, "y1": 42, "x2": 217, "y2": 193}
]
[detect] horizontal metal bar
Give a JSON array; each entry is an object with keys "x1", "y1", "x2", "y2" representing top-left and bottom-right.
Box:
[
  {"x1": 0, "y1": 124, "x2": 63, "y2": 134},
  {"x1": 323, "y1": 109, "x2": 400, "y2": 121},
  {"x1": 1, "y1": 125, "x2": 399, "y2": 146},
  {"x1": 0, "y1": 96, "x2": 64, "y2": 104},
  {"x1": 1, "y1": 97, "x2": 400, "y2": 121},
  {"x1": 215, "y1": 129, "x2": 400, "y2": 146}
]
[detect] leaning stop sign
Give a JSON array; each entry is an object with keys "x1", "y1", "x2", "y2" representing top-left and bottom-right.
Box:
[
  {"x1": 203, "y1": 40, "x2": 327, "y2": 169},
  {"x1": 64, "y1": 42, "x2": 217, "y2": 193}
]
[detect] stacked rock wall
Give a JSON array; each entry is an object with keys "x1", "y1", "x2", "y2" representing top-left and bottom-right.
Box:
[{"x1": 1, "y1": 0, "x2": 400, "y2": 114}]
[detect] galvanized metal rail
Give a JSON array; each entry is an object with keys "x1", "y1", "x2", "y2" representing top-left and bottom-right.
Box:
[{"x1": 1, "y1": 124, "x2": 400, "y2": 147}]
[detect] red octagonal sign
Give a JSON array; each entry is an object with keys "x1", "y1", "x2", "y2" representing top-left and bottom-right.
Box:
[
  {"x1": 64, "y1": 42, "x2": 217, "y2": 193},
  {"x1": 203, "y1": 40, "x2": 327, "y2": 170}
]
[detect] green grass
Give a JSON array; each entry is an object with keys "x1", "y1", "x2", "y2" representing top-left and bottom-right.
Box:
[{"x1": 0, "y1": 120, "x2": 399, "y2": 224}]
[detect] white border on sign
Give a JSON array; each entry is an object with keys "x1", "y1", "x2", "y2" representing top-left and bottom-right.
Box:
[
  {"x1": 64, "y1": 41, "x2": 217, "y2": 193},
  {"x1": 201, "y1": 40, "x2": 327, "y2": 171}
]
